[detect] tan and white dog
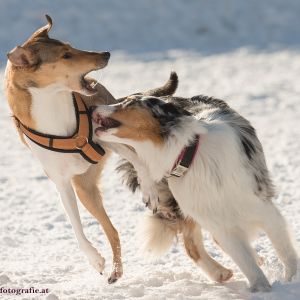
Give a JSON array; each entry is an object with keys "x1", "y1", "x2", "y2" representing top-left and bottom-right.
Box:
[
  {"x1": 92, "y1": 95, "x2": 298, "y2": 292},
  {"x1": 4, "y1": 15, "x2": 179, "y2": 283}
]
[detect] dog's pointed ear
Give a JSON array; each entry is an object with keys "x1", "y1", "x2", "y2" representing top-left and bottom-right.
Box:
[
  {"x1": 7, "y1": 46, "x2": 37, "y2": 67},
  {"x1": 30, "y1": 14, "x2": 53, "y2": 40}
]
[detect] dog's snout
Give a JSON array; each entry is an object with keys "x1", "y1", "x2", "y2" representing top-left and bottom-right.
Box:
[{"x1": 102, "y1": 51, "x2": 110, "y2": 60}]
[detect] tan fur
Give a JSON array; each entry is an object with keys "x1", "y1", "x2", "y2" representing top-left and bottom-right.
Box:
[
  {"x1": 25, "y1": 48, "x2": 108, "y2": 91},
  {"x1": 160, "y1": 218, "x2": 203, "y2": 262},
  {"x1": 5, "y1": 16, "x2": 109, "y2": 131},
  {"x1": 5, "y1": 65, "x2": 35, "y2": 127},
  {"x1": 111, "y1": 107, "x2": 163, "y2": 146},
  {"x1": 6, "y1": 50, "x2": 109, "y2": 129},
  {"x1": 181, "y1": 220, "x2": 233, "y2": 282},
  {"x1": 182, "y1": 219, "x2": 202, "y2": 261},
  {"x1": 72, "y1": 155, "x2": 123, "y2": 281},
  {"x1": 5, "y1": 66, "x2": 34, "y2": 146},
  {"x1": 153, "y1": 217, "x2": 233, "y2": 282}
]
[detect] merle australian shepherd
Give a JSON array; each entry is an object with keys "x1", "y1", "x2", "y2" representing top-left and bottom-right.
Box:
[{"x1": 91, "y1": 92, "x2": 298, "y2": 292}]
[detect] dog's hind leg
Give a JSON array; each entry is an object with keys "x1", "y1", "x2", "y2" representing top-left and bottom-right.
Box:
[
  {"x1": 73, "y1": 159, "x2": 122, "y2": 284},
  {"x1": 213, "y1": 229, "x2": 271, "y2": 292},
  {"x1": 259, "y1": 203, "x2": 298, "y2": 281},
  {"x1": 213, "y1": 237, "x2": 264, "y2": 266},
  {"x1": 182, "y1": 219, "x2": 233, "y2": 283}
]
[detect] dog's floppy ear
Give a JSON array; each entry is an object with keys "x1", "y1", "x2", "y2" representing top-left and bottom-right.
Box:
[
  {"x1": 29, "y1": 14, "x2": 53, "y2": 40},
  {"x1": 7, "y1": 46, "x2": 37, "y2": 67}
]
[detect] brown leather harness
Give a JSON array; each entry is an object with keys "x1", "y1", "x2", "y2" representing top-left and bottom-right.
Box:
[{"x1": 13, "y1": 93, "x2": 105, "y2": 164}]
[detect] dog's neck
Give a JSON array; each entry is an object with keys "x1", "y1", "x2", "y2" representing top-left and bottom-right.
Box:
[
  {"x1": 28, "y1": 84, "x2": 76, "y2": 136},
  {"x1": 131, "y1": 118, "x2": 206, "y2": 181},
  {"x1": 5, "y1": 63, "x2": 35, "y2": 128},
  {"x1": 5, "y1": 62, "x2": 77, "y2": 136}
]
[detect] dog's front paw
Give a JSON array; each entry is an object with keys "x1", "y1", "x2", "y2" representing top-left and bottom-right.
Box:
[
  {"x1": 211, "y1": 267, "x2": 233, "y2": 283},
  {"x1": 85, "y1": 247, "x2": 105, "y2": 274},
  {"x1": 108, "y1": 262, "x2": 123, "y2": 284}
]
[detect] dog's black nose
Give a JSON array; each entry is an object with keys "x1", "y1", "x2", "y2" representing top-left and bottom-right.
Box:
[{"x1": 103, "y1": 51, "x2": 110, "y2": 60}]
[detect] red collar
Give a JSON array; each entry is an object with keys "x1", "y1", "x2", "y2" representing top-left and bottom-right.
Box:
[{"x1": 167, "y1": 135, "x2": 200, "y2": 178}]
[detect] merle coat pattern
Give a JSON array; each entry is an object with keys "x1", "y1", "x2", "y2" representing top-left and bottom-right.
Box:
[
  {"x1": 117, "y1": 94, "x2": 275, "y2": 220},
  {"x1": 104, "y1": 94, "x2": 297, "y2": 292}
]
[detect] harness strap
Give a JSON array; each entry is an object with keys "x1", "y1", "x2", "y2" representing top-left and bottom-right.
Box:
[{"x1": 14, "y1": 93, "x2": 105, "y2": 164}]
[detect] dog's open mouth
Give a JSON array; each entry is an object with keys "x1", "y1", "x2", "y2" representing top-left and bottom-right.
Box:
[
  {"x1": 93, "y1": 114, "x2": 121, "y2": 133},
  {"x1": 81, "y1": 74, "x2": 98, "y2": 93}
]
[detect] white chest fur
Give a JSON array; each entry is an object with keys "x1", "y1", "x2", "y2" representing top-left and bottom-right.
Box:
[
  {"x1": 28, "y1": 84, "x2": 90, "y2": 181},
  {"x1": 29, "y1": 84, "x2": 76, "y2": 136}
]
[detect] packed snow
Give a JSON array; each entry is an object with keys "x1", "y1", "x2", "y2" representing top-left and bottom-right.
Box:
[{"x1": 0, "y1": 1, "x2": 299, "y2": 299}]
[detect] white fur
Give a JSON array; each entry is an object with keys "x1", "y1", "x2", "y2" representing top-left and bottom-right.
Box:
[
  {"x1": 101, "y1": 142, "x2": 160, "y2": 209},
  {"x1": 26, "y1": 85, "x2": 105, "y2": 272},
  {"x1": 96, "y1": 107, "x2": 298, "y2": 292},
  {"x1": 139, "y1": 215, "x2": 175, "y2": 256},
  {"x1": 29, "y1": 84, "x2": 76, "y2": 136},
  {"x1": 98, "y1": 133, "x2": 235, "y2": 283}
]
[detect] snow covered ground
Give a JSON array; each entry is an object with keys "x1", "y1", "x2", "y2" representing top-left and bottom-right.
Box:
[{"x1": 0, "y1": 1, "x2": 300, "y2": 299}]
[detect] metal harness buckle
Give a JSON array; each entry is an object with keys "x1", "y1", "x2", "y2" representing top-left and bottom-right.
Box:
[
  {"x1": 75, "y1": 136, "x2": 88, "y2": 149},
  {"x1": 169, "y1": 164, "x2": 188, "y2": 178}
]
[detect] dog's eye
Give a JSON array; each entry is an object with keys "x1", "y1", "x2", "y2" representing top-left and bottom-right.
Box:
[{"x1": 62, "y1": 52, "x2": 72, "y2": 59}]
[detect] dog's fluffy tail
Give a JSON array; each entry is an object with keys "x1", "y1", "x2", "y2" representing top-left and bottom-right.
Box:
[
  {"x1": 140, "y1": 214, "x2": 177, "y2": 257},
  {"x1": 144, "y1": 71, "x2": 178, "y2": 97}
]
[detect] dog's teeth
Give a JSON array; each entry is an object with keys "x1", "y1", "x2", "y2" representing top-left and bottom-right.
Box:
[{"x1": 90, "y1": 81, "x2": 97, "y2": 88}]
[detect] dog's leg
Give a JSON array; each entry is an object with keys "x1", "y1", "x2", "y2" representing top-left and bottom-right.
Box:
[
  {"x1": 254, "y1": 252, "x2": 265, "y2": 266},
  {"x1": 73, "y1": 161, "x2": 122, "y2": 284},
  {"x1": 108, "y1": 143, "x2": 159, "y2": 211},
  {"x1": 213, "y1": 230, "x2": 271, "y2": 292},
  {"x1": 213, "y1": 237, "x2": 264, "y2": 266},
  {"x1": 182, "y1": 219, "x2": 233, "y2": 282},
  {"x1": 56, "y1": 181, "x2": 105, "y2": 274},
  {"x1": 260, "y1": 203, "x2": 298, "y2": 281}
]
